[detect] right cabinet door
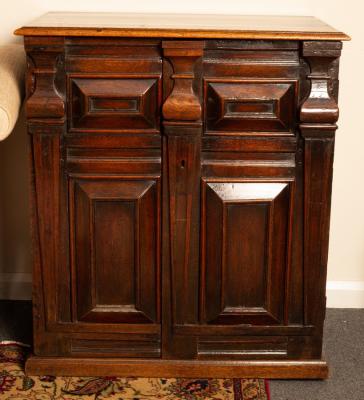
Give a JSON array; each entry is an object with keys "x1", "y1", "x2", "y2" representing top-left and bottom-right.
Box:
[
  {"x1": 200, "y1": 180, "x2": 293, "y2": 327},
  {"x1": 196, "y1": 43, "x2": 305, "y2": 359}
]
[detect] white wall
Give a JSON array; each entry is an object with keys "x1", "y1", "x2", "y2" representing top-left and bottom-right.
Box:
[{"x1": 0, "y1": 0, "x2": 363, "y2": 307}]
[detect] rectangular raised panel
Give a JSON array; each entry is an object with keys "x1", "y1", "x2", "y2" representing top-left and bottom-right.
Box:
[
  {"x1": 70, "y1": 178, "x2": 160, "y2": 326},
  {"x1": 94, "y1": 200, "x2": 135, "y2": 307},
  {"x1": 69, "y1": 77, "x2": 159, "y2": 132},
  {"x1": 205, "y1": 80, "x2": 296, "y2": 135},
  {"x1": 198, "y1": 337, "x2": 288, "y2": 360},
  {"x1": 225, "y1": 203, "x2": 268, "y2": 309},
  {"x1": 71, "y1": 339, "x2": 160, "y2": 358},
  {"x1": 89, "y1": 98, "x2": 138, "y2": 113},
  {"x1": 65, "y1": 40, "x2": 162, "y2": 75},
  {"x1": 201, "y1": 181, "x2": 292, "y2": 326},
  {"x1": 227, "y1": 100, "x2": 274, "y2": 115}
]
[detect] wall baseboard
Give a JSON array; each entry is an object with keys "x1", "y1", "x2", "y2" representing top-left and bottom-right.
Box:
[
  {"x1": 326, "y1": 280, "x2": 364, "y2": 308},
  {"x1": 0, "y1": 274, "x2": 363, "y2": 308},
  {"x1": 0, "y1": 273, "x2": 32, "y2": 300}
]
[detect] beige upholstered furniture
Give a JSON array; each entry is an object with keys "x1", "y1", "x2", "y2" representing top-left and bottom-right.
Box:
[{"x1": 0, "y1": 45, "x2": 25, "y2": 141}]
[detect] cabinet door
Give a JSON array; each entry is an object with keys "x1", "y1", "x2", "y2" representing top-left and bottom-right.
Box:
[
  {"x1": 60, "y1": 176, "x2": 162, "y2": 358},
  {"x1": 200, "y1": 180, "x2": 293, "y2": 327},
  {"x1": 198, "y1": 51, "x2": 300, "y2": 340},
  {"x1": 69, "y1": 178, "x2": 160, "y2": 326}
]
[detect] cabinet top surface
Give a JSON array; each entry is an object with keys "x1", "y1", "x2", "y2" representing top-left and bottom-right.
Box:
[{"x1": 15, "y1": 12, "x2": 349, "y2": 41}]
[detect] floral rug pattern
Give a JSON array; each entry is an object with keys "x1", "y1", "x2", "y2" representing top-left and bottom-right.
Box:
[{"x1": 0, "y1": 343, "x2": 269, "y2": 399}]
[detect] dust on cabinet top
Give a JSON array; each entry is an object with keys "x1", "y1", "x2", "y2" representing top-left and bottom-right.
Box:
[{"x1": 14, "y1": 12, "x2": 350, "y2": 41}]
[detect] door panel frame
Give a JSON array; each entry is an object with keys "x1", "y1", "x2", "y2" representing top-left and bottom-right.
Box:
[
  {"x1": 67, "y1": 174, "x2": 161, "y2": 335},
  {"x1": 200, "y1": 177, "x2": 295, "y2": 328}
]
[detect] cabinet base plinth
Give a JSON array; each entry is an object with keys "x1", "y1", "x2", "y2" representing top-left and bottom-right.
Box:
[{"x1": 26, "y1": 356, "x2": 328, "y2": 379}]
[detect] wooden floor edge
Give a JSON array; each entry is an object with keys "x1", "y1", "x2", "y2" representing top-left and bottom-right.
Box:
[{"x1": 25, "y1": 356, "x2": 329, "y2": 379}]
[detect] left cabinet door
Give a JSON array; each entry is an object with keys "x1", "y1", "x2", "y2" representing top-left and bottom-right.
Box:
[
  {"x1": 63, "y1": 176, "x2": 162, "y2": 358},
  {"x1": 28, "y1": 37, "x2": 163, "y2": 358},
  {"x1": 69, "y1": 178, "x2": 160, "y2": 326}
]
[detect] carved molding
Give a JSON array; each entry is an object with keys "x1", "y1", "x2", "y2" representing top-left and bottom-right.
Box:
[
  {"x1": 162, "y1": 41, "x2": 204, "y2": 122},
  {"x1": 300, "y1": 41, "x2": 342, "y2": 137},
  {"x1": 25, "y1": 37, "x2": 65, "y2": 122}
]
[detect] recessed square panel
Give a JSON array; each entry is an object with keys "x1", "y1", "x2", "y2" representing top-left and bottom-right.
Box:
[
  {"x1": 205, "y1": 80, "x2": 296, "y2": 135},
  {"x1": 69, "y1": 77, "x2": 159, "y2": 133}
]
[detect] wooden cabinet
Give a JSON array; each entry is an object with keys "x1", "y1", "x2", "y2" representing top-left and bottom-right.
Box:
[{"x1": 15, "y1": 12, "x2": 349, "y2": 378}]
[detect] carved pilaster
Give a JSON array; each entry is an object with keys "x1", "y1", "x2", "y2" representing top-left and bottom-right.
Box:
[
  {"x1": 25, "y1": 37, "x2": 65, "y2": 123},
  {"x1": 162, "y1": 41, "x2": 203, "y2": 121},
  {"x1": 162, "y1": 41, "x2": 204, "y2": 358},
  {"x1": 300, "y1": 41, "x2": 342, "y2": 349},
  {"x1": 24, "y1": 37, "x2": 67, "y2": 355},
  {"x1": 300, "y1": 41, "x2": 341, "y2": 128}
]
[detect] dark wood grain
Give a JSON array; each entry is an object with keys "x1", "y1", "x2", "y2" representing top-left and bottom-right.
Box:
[
  {"x1": 299, "y1": 41, "x2": 342, "y2": 358},
  {"x1": 161, "y1": 41, "x2": 203, "y2": 358},
  {"x1": 69, "y1": 179, "x2": 159, "y2": 326},
  {"x1": 205, "y1": 80, "x2": 296, "y2": 135},
  {"x1": 200, "y1": 181, "x2": 292, "y2": 326},
  {"x1": 69, "y1": 77, "x2": 160, "y2": 133},
  {"x1": 18, "y1": 16, "x2": 347, "y2": 378}
]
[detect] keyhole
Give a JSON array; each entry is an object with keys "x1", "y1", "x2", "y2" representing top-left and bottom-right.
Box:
[{"x1": 180, "y1": 159, "x2": 185, "y2": 169}]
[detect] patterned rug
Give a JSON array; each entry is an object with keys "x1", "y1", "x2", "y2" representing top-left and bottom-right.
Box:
[{"x1": 0, "y1": 342, "x2": 270, "y2": 399}]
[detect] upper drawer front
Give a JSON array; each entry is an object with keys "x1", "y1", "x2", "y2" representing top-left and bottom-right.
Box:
[
  {"x1": 203, "y1": 44, "x2": 300, "y2": 137},
  {"x1": 69, "y1": 76, "x2": 159, "y2": 133},
  {"x1": 205, "y1": 79, "x2": 296, "y2": 135},
  {"x1": 66, "y1": 38, "x2": 162, "y2": 134}
]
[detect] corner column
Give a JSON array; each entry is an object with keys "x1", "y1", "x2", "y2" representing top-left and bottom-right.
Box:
[
  {"x1": 300, "y1": 41, "x2": 342, "y2": 356},
  {"x1": 25, "y1": 36, "x2": 68, "y2": 356}
]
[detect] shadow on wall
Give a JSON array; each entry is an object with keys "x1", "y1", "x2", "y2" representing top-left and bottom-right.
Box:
[{"x1": 0, "y1": 107, "x2": 32, "y2": 300}]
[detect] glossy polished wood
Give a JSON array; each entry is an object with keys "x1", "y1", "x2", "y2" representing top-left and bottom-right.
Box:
[
  {"x1": 26, "y1": 356, "x2": 328, "y2": 379},
  {"x1": 15, "y1": 12, "x2": 350, "y2": 41},
  {"x1": 17, "y1": 14, "x2": 347, "y2": 378}
]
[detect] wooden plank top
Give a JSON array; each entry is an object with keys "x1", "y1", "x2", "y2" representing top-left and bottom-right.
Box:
[{"x1": 15, "y1": 12, "x2": 350, "y2": 41}]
